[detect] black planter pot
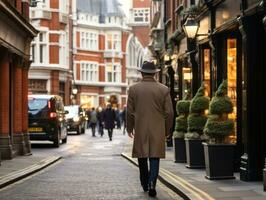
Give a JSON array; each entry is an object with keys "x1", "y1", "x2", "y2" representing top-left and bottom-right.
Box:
[
  {"x1": 173, "y1": 137, "x2": 186, "y2": 163},
  {"x1": 185, "y1": 139, "x2": 205, "y2": 168},
  {"x1": 203, "y1": 142, "x2": 235, "y2": 180}
]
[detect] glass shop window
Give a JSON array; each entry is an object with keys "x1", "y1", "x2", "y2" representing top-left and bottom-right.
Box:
[
  {"x1": 227, "y1": 38, "x2": 237, "y2": 143},
  {"x1": 203, "y1": 49, "x2": 211, "y2": 97}
]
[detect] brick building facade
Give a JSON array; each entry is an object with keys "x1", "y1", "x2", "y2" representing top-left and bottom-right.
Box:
[
  {"x1": 72, "y1": 0, "x2": 129, "y2": 109},
  {"x1": 29, "y1": 0, "x2": 72, "y2": 105},
  {"x1": 126, "y1": 0, "x2": 151, "y2": 86},
  {"x1": 0, "y1": 0, "x2": 38, "y2": 159}
]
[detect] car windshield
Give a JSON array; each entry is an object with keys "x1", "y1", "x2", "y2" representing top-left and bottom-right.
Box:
[
  {"x1": 28, "y1": 98, "x2": 48, "y2": 115},
  {"x1": 65, "y1": 106, "x2": 79, "y2": 119}
]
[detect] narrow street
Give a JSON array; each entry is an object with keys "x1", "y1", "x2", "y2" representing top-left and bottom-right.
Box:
[{"x1": 0, "y1": 129, "x2": 179, "y2": 200}]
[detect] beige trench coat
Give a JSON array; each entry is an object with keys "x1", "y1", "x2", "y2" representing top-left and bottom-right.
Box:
[{"x1": 126, "y1": 76, "x2": 174, "y2": 158}]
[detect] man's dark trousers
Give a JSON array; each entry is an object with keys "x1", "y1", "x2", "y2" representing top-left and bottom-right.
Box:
[{"x1": 138, "y1": 158, "x2": 160, "y2": 187}]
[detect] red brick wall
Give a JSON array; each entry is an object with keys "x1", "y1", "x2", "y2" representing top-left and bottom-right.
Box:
[
  {"x1": 13, "y1": 66, "x2": 23, "y2": 133},
  {"x1": 16, "y1": 0, "x2": 22, "y2": 13},
  {"x1": 50, "y1": 12, "x2": 60, "y2": 30},
  {"x1": 133, "y1": 0, "x2": 150, "y2": 8},
  {"x1": 99, "y1": 65, "x2": 105, "y2": 82},
  {"x1": 99, "y1": 35, "x2": 105, "y2": 50},
  {"x1": 132, "y1": 27, "x2": 150, "y2": 47},
  {"x1": 22, "y1": 68, "x2": 28, "y2": 132},
  {"x1": 76, "y1": 32, "x2": 80, "y2": 48},
  {"x1": 50, "y1": 46, "x2": 59, "y2": 64},
  {"x1": 76, "y1": 63, "x2": 80, "y2": 80},
  {"x1": 50, "y1": 34, "x2": 59, "y2": 43},
  {"x1": 50, "y1": 71, "x2": 59, "y2": 94},
  {"x1": 0, "y1": 54, "x2": 10, "y2": 135},
  {"x1": 50, "y1": 0, "x2": 59, "y2": 9}
]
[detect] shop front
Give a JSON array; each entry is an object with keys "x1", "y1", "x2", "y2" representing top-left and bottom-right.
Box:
[{"x1": 192, "y1": 0, "x2": 266, "y2": 181}]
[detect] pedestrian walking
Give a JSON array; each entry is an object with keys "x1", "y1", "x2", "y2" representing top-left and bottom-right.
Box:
[
  {"x1": 127, "y1": 61, "x2": 174, "y2": 197},
  {"x1": 103, "y1": 103, "x2": 116, "y2": 141},
  {"x1": 97, "y1": 107, "x2": 104, "y2": 137},
  {"x1": 114, "y1": 107, "x2": 121, "y2": 129},
  {"x1": 90, "y1": 107, "x2": 97, "y2": 137},
  {"x1": 121, "y1": 105, "x2": 127, "y2": 135}
]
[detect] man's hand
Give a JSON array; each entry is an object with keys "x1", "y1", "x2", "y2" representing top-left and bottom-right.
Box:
[{"x1": 128, "y1": 132, "x2": 134, "y2": 138}]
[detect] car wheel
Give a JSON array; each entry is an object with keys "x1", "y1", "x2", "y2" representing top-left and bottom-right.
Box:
[{"x1": 53, "y1": 130, "x2": 60, "y2": 148}]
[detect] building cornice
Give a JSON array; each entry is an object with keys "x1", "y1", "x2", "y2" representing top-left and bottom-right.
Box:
[
  {"x1": 75, "y1": 80, "x2": 127, "y2": 88},
  {"x1": 0, "y1": 0, "x2": 38, "y2": 37},
  {"x1": 74, "y1": 22, "x2": 129, "y2": 31}
]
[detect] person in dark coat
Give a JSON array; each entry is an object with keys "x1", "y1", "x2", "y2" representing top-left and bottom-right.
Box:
[
  {"x1": 97, "y1": 107, "x2": 104, "y2": 137},
  {"x1": 103, "y1": 103, "x2": 116, "y2": 141}
]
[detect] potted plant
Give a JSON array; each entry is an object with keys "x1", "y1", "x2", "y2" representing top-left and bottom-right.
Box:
[
  {"x1": 185, "y1": 83, "x2": 209, "y2": 168},
  {"x1": 203, "y1": 80, "x2": 235, "y2": 179},
  {"x1": 172, "y1": 95, "x2": 190, "y2": 163}
]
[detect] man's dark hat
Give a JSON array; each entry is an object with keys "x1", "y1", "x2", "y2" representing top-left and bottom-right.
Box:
[{"x1": 138, "y1": 61, "x2": 161, "y2": 74}]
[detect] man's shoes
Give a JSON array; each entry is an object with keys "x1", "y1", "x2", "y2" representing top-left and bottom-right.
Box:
[
  {"x1": 142, "y1": 185, "x2": 148, "y2": 192},
  {"x1": 148, "y1": 182, "x2": 157, "y2": 197}
]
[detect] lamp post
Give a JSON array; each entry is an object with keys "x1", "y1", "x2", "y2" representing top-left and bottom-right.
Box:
[
  {"x1": 183, "y1": 17, "x2": 199, "y2": 39},
  {"x1": 182, "y1": 17, "x2": 201, "y2": 96},
  {"x1": 71, "y1": 87, "x2": 78, "y2": 105}
]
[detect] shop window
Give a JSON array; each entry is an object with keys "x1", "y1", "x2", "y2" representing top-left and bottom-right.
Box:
[
  {"x1": 227, "y1": 39, "x2": 237, "y2": 142},
  {"x1": 80, "y1": 94, "x2": 98, "y2": 109},
  {"x1": 203, "y1": 49, "x2": 211, "y2": 97},
  {"x1": 182, "y1": 67, "x2": 192, "y2": 98}
]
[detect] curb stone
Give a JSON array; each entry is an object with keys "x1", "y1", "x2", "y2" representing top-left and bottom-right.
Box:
[
  {"x1": 121, "y1": 153, "x2": 215, "y2": 200},
  {"x1": 0, "y1": 156, "x2": 61, "y2": 189}
]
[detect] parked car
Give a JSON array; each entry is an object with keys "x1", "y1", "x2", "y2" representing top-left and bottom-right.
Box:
[
  {"x1": 28, "y1": 94, "x2": 68, "y2": 147},
  {"x1": 64, "y1": 105, "x2": 87, "y2": 134}
]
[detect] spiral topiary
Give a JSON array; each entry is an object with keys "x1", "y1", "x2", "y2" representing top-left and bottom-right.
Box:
[
  {"x1": 186, "y1": 83, "x2": 210, "y2": 139},
  {"x1": 173, "y1": 94, "x2": 190, "y2": 138},
  {"x1": 204, "y1": 80, "x2": 234, "y2": 143}
]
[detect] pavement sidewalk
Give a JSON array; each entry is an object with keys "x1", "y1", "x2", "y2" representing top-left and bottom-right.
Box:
[
  {"x1": 122, "y1": 139, "x2": 266, "y2": 200},
  {"x1": 0, "y1": 154, "x2": 61, "y2": 189}
]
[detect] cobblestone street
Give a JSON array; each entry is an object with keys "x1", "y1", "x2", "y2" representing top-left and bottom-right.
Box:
[{"x1": 0, "y1": 129, "x2": 179, "y2": 200}]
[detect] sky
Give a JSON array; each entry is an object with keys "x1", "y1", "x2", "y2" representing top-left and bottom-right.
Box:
[{"x1": 118, "y1": 0, "x2": 131, "y2": 17}]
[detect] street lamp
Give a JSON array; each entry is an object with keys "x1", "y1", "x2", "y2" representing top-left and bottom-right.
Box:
[
  {"x1": 72, "y1": 87, "x2": 78, "y2": 95},
  {"x1": 183, "y1": 17, "x2": 199, "y2": 39}
]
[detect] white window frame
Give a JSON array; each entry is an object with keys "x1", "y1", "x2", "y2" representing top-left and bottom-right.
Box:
[
  {"x1": 30, "y1": 30, "x2": 49, "y2": 64},
  {"x1": 80, "y1": 30, "x2": 98, "y2": 51},
  {"x1": 80, "y1": 62, "x2": 99, "y2": 82},
  {"x1": 59, "y1": 33, "x2": 67, "y2": 66},
  {"x1": 59, "y1": 0, "x2": 67, "y2": 13},
  {"x1": 106, "y1": 32, "x2": 121, "y2": 51},
  {"x1": 133, "y1": 8, "x2": 150, "y2": 23},
  {"x1": 105, "y1": 63, "x2": 121, "y2": 83}
]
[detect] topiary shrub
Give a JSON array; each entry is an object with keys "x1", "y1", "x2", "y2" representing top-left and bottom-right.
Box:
[
  {"x1": 173, "y1": 94, "x2": 190, "y2": 138},
  {"x1": 204, "y1": 80, "x2": 234, "y2": 143},
  {"x1": 186, "y1": 83, "x2": 209, "y2": 139}
]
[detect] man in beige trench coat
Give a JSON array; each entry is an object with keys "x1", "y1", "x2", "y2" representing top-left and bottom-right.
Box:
[{"x1": 127, "y1": 61, "x2": 174, "y2": 197}]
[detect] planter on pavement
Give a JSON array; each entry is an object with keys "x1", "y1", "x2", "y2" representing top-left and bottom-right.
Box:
[
  {"x1": 185, "y1": 138, "x2": 205, "y2": 168},
  {"x1": 173, "y1": 137, "x2": 186, "y2": 163}
]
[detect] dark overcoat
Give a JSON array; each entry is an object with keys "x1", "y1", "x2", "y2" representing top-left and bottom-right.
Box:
[
  {"x1": 103, "y1": 108, "x2": 116, "y2": 129},
  {"x1": 126, "y1": 76, "x2": 174, "y2": 158}
]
